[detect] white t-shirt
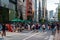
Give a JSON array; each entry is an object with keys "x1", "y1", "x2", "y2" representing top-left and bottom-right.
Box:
[
  {"x1": 32, "y1": 24, "x2": 35, "y2": 28},
  {"x1": 42, "y1": 24, "x2": 45, "y2": 28}
]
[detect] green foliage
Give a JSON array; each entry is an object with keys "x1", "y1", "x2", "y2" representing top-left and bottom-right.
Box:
[
  {"x1": 39, "y1": 18, "x2": 46, "y2": 24},
  {"x1": 9, "y1": 9, "x2": 16, "y2": 21}
]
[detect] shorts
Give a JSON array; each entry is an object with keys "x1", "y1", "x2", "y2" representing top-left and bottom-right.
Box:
[
  {"x1": 43, "y1": 28, "x2": 45, "y2": 30},
  {"x1": 32, "y1": 27, "x2": 35, "y2": 30}
]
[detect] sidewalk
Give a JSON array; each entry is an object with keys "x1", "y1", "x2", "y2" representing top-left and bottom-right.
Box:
[
  {"x1": 54, "y1": 31, "x2": 60, "y2": 40},
  {"x1": 6, "y1": 32, "x2": 20, "y2": 36},
  {"x1": 0, "y1": 30, "x2": 33, "y2": 38},
  {"x1": 0, "y1": 32, "x2": 20, "y2": 38}
]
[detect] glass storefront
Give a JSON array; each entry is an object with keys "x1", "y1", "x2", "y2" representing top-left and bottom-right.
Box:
[
  {"x1": 0, "y1": 0, "x2": 17, "y2": 22},
  {"x1": 0, "y1": 7, "x2": 9, "y2": 23}
]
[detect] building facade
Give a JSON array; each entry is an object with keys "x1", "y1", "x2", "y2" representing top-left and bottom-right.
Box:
[
  {"x1": 38, "y1": 0, "x2": 42, "y2": 20},
  {"x1": 49, "y1": 10, "x2": 53, "y2": 18},
  {"x1": 22, "y1": 0, "x2": 26, "y2": 20},
  {"x1": 32, "y1": 0, "x2": 35, "y2": 21},
  {"x1": 26, "y1": 0, "x2": 33, "y2": 21},
  {"x1": 0, "y1": 0, "x2": 17, "y2": 22},
  {"x1": 49, "y1": 10, "x2": 54, "y2": 21},
  {"x1": 42, "y1": 0, "x2": 47, "y2": 20},
  {"x1": 34, "y1": 0, "x2": 39, "y2": 22},
  {"x1": 9, "y1": 0, "x2": 17, "y2": 21},
  {"x1": 0, "y1": 0, "x2": 9, "y2": 22},
  {"x1": 17, "y1": 0, "x2": 26, "y2": 20},
  {"x1": 34, "y1": 0, "x2": 37, "y2": 22},
  {"x1": 34, "y1": 0, "x2": 47, "y2": 22},
  {"x1": 54, "y1": 8, "x2": 58, "y2": 21},
  {"x1": 58, "y1": 0, "x2": 60, "y2": 21},
  {"x1": 17, "y1": 0, "x2": 23, "y2": 20}
]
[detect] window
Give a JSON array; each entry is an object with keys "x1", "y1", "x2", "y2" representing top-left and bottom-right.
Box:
[
  {"x1": 9, "y1": 2, "x2": 15, "y2": 10},
  {"x1": 1, "y1": 0, "x2": 9, "y2": 8}
]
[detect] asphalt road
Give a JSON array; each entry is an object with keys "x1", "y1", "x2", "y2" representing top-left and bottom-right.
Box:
[{"x1": 0, "y1": 30, "x2": 54, "y2": 40}]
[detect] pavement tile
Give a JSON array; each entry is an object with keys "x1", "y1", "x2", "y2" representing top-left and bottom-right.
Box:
[{"x1": 54, "y1": 31, "x2": 60, "y2": 40}]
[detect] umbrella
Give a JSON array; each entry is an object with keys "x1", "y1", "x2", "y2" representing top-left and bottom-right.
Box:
[
  {"x1": 11, "y1": 18, "x2": 24, "y2": 22},
  {"x1": 24, "y1": 20, "x2": 32, "y2": 23}
]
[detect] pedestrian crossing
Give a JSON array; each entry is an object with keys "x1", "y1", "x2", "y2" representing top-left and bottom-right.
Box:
[
  {"x1": 26, "y1": 32, "x2": 52, "y2": 40},
  {"x1": 0, "y1": 31, "x2": 54, "y2": 40}
]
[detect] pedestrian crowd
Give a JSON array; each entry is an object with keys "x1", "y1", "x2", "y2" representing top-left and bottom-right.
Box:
[{"x1": 0, "y1": 22, "x2": 60, "y2": 38}]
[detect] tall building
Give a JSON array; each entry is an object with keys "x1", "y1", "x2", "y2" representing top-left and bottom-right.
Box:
[
  {"x1": 39, "y1": 0, "x2": 41, "y2": 20},
  {"x1": 49, "y1": 10, "x2": 53, "y2": 18},
  {"x1": 34, "y1": 0, "x2": 39, "y2": 22},
  {"x1": 17, "y1": 0, "x2": 26, "y2": 20},
  {"x1": 34, "y1": 0, "x2": 47, "y2": 22},
  {"x1": 26, "y1": 0, "x2": 33, "y2": 21},
  {"x1": 54, "y1": 8, "x2": 58, "y2": 21},
  {"x1": 22, "y1": 0, "x2": 26, "y2": 20},
  {"x1": 32, "y1": 0, "x2": 35, "y2": 21},
  {"x1": 58, "y1": 0, "x2": 60, "y2": 21},
  {"x1": 17, "y1": 0, "x2": 23, "y2": 20},
  {"x1": 34, "y1": 0, "x2": 37, "y2": 22},
  {"x1": 42, "y1": 0, "x2": 47, "y2": 19},
  {"x1": 0, "y1": 0, "x2": 17, "y2": 22},
  {"x1": 0, "y1": 0, "x2": 9, "y2": 22},
  {"x1": 49, "y1": 10, "x2": 54, "y2": 21},
  {"x1": 9, "y1": 0, "x2": 17, "y2": 21}
]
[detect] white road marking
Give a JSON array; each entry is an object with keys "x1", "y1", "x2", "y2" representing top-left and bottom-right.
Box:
[
  {"x1": 44, "y1": 32, "x2": 47, "y2": 34},
  {"x1": 44, "y1": 36, "x2": 49, "y2": 39},
  {"x1": 28, "y1": 31, "x2": 33, "y2": 33},
  {"x1": 49, "y1": 35, "x2": 54, "y2": 40},
  {"x1": 23, "y1": 32, "x2": 40, "y2": 40},
  {"x1": 23, "y1": 32, "x2": 47, "y2": 40}
]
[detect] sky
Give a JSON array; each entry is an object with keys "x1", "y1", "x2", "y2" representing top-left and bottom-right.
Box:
[
  {"x1": 32, "y1": 0, "x2": 59, "y2": 12},
  {"x1": 47, "y1": 0, "x2": 59, "y2": 20},
  {"x1": 47, "y1": 0, "x2": 59, "y2": 11}
]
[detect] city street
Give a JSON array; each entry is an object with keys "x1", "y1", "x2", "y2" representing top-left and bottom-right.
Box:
[
  {"x1": 0, "y1": 0, "x2": 60, "y2": 40},
  {"x1": 0, "y1": 30, "x2": 54, "y2": 40}
]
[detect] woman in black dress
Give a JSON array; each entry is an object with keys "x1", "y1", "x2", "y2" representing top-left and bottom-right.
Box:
[
  {"x1": 2, "y1": 24, "x2": 6, "y2": 37},
  {"x1": 56, "y1": 22, "x2": 60, "y2": 33}
]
